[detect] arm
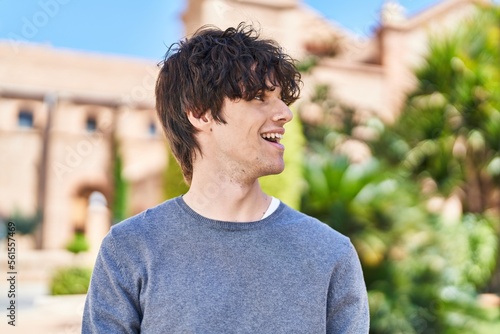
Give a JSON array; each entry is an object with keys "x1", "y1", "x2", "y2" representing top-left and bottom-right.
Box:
[
  {"x1": 326, "y1": 242, "x2": 370, "y2": 333},
  {"x1": 82, "y1": 232, "x2": 142, "y2": 333}
]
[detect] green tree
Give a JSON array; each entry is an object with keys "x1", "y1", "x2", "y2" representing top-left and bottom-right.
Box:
[
  {"x1": 111, "y1": 140, "x2": 129, "y2": 224},
  {"x1": 384, "y1": 7, "x2": 500, "y2": 211},
  {"x1": 301, "y1": 90, "x2": 499, "y2": 333},
  {"x1": 380, "y1": 5, "x2": 500, "y2": 293},
  {"x1": 299, "y1": 5, "x2": 500, "y2": 328},
  {"x1": 163, "y1": 146, "x2": 189, "y2": 200}
]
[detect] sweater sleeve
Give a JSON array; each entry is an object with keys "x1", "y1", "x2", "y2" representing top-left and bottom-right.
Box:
[
  {"x1": 82, "y1": 231, "x2": 142, "y2": 333},
  {"x1": 326, "y1": 241, "x2": 370, "y2": 333}
]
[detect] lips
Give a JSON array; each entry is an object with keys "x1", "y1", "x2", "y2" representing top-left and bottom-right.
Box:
[{"x1": 260, "y1": 130, "x2": 285, "y2": 151}]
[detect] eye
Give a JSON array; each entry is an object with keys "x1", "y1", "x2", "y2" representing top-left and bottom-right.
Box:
[{"x1": 254, "y1": 93, "x2": 264, "y2": 101}]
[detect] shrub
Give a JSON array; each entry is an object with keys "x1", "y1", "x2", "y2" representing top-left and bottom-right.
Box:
[
  {"x1": 6, "y1": 210, "x2": 40, "y2": 235},
  {"x1": 65, "y1": 231, "x2": 90, "y2": 254},
  {"x1": 50, "y1": 266, "x2": 92, "y2": 295}
]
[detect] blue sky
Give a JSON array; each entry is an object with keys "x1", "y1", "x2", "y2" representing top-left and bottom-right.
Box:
[{"x1": 0, "y1": 0, "x2": 473, "y2": 61}]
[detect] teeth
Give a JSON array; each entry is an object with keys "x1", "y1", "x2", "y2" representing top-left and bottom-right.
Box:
[{"x1": 261, "y1": 133, "x2": 283, "y2": 139}]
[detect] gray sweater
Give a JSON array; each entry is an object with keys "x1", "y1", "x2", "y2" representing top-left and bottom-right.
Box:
[{"x1": 82, "y1": 197, "x2": 369, "y2": 333}]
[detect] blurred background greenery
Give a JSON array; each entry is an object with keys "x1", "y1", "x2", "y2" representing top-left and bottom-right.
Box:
[{"x1": 296, "y1": 6, "x2": 500, "y2": 333}]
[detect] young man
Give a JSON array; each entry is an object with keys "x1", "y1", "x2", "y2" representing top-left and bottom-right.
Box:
[{"x1": 82, "y1": 23, "x2": 369, "y2": 333}]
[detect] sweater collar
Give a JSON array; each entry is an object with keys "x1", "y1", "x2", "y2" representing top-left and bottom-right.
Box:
[{"x1": 175, "y1": 196, "x2": 285, "y2": 231}]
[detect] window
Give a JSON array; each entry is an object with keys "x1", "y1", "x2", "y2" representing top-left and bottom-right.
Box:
[
  {"x1": 18, "y1": 110, "x2": 34, "y2": 128},
  {"x1": 86, "y1": 116, "x2": 97, "y2": 133},
  {"x1": 148, "y1": 122, "x2": 157, "y2": 136},
  {"x1": 89, "y1": 191, "x2": 107, "y2": 208}
]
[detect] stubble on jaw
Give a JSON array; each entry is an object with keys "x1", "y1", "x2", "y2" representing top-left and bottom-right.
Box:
[{"x1": 226, "y1": 145, "x2": 285, "y2": 182}]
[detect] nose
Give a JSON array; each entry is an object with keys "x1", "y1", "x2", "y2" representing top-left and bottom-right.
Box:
[{"x1": 272, "y1": 100, "x2": 294, "y2": 124}]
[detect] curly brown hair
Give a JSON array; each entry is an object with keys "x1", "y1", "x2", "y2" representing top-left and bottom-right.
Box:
[{"x1": 156, "y1": 23, "x2": 302, "y2": 183}]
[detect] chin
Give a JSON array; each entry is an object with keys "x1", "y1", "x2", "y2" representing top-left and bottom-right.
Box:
[{"x1": 262, "y1": 164, "x2": 285, "y2": 176}]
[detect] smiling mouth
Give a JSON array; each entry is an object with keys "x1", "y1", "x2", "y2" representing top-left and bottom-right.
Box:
[{"x1": 261, "y1": 133, "x2": 283, "y2": 143}]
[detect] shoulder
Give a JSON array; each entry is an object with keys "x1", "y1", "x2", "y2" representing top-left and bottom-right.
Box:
[
  {"x1": 96, "y1": 198, "x2": 184, "y2": 271},
  {"x1": 277, "y1": 203, "x2": 350, "y2": 243},
  {"x1": 109, "y1": 197, "x2": 180, "y2": 237},
  {"x1": 273, "y1": 203, "x2": 354, "y2": 259},
  {"x1": 100, "y1": 197, "x2": 183, "y2": 254}
]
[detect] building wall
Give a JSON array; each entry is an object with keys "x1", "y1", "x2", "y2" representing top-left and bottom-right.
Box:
[
  {"x1": 0, "y1": 98, "x2": 43, "y2": 215},
  {"x1": 378, "y1": 0, "x2": 486, "y2": 118},
  {"x1": 182, "y1": 0, "x2": 486, "y2": 123},
  {"x1": 0, "y1": 44, "x2": 167, "y2": 249},
  {"x1": 308, "y1": 60, "x2": 388, "y2": 120},
  {"x1": 182, "y1": 0, "x2": 344, "y2": 59}
]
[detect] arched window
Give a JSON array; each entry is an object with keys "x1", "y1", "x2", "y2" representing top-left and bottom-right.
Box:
[
  {"x1": 86, "y1": 116, "x2": 97, "y2": 133},
  {"x1": 148, "y1": 121, "x2": 157, "y2": 137},
  {"x1": 89, "y1": 191, "x2": 107, "y2": 208},
  {"x1": 18, "y1": 109, "x2": 34, "y2": 128}
]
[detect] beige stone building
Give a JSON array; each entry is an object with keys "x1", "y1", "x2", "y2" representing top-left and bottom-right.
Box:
[
  {"x1": 0, "y1": 0, "x2": 489, "y2": 250},
  {"x1": 183, "y1": 0, "x2": 490, "y2": 121},
  {"x1": 0, "y1": 45, "x2": 165, "y2": 250}
]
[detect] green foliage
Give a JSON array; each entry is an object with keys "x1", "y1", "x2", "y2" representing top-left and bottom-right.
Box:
[
  {"x1": 6, "y1": 209, "x2": 40, "y2": 235},
  {"x1": 163, "y1": 147, "x2": 189, "y2": 200},
  {"x1": 299, "y1": 7, "x2": 500, "y2": 331},
  {"x1": 477, "y1": 307, "x2": 500, "y2": 333},
  {"x1": 50, "y1": 266, "x2": 92, "y2": 295},
  {"x1": 65, "y1": 231, "x2": 90, "y2": 254},
  {"x1": 112, "y1": 141, "x2": 129, "y2": 224},
  {"x1": 368, "y1": 6, "x2": 500, "y2": 327},
  {"x1": 260, "y1": 108, "x2": 305, "y2": 209},
  {"x1": 302, "y1": 150, "x2": 498, "y2": 333},
  {"x1": 384, "y1": 6, "x2": 500, "y2": 205},
  {"x1": 296, "y1": 55, "x2": 319, "y2": 73}
]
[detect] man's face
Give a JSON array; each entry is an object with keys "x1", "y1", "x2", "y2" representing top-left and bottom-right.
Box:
[{"x1": 208, "y1": 86, "x2": 293, "y2": 183}]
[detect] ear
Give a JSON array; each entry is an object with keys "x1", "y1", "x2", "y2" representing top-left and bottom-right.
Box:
[{"x1": 187, "y1": 110, "x2": 213, "y2": 131}]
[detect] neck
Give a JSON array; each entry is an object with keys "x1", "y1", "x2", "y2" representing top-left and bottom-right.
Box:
[{"x1": 183, "y1": 171, "x2": 271, "y2": 222}]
